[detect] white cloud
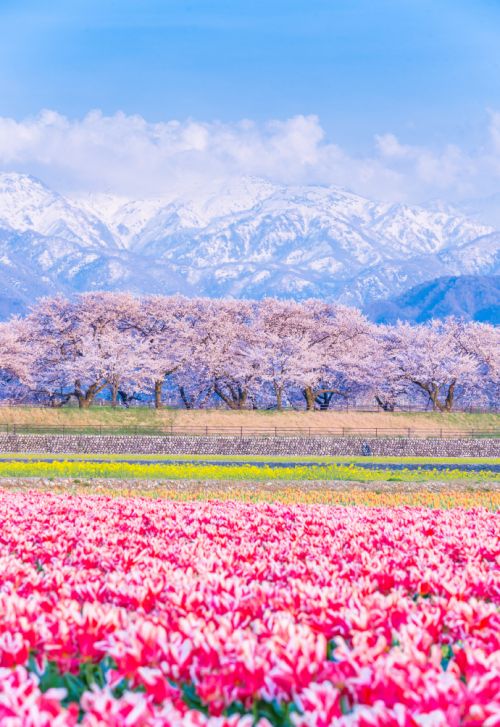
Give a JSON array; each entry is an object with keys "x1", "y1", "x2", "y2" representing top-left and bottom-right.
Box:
[
  {"x1": 375, "y1": 133, "x2": 411, "y2": 159},
  {"x1": 0, "y1": 108, "x2": 499, "y2": 205}
]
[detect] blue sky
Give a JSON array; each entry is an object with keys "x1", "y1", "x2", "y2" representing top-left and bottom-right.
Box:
[
  {"x1": 2, "y1": 0, "x2": 500, "y2": 150},
  {"x1": 1, "y1": 0, "x2": 500, "y2": 203}
]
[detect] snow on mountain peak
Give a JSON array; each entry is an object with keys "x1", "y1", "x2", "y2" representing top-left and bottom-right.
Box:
[
  {"x1": 0, "y1": 172, "x2": 497, "y2": 317},
  {"x1": 0, "y1": 172, "x2": 115, "y2": 249}
]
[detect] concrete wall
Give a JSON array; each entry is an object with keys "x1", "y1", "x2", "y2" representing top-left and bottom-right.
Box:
[{"x1": 0, "y1": 434, "x2": 498, "y2": 457}]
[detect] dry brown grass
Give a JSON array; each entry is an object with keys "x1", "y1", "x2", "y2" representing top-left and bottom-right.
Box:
[{"x1": 0, "y1": 406, "x2": 496, "y2": 433}]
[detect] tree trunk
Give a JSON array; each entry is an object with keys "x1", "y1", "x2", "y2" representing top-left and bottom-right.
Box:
[
  {"x1": 110, "y1": 382, "x2": 119, "y2": 408},
  {"x1": 303, "y1": 387, "x2": 315, "y2": 411},
  {"x1": 154, "y1": 380, "x2": 163, "y2": 409},
  {"x1": 49, "y1": 393, "x2": 72, "y2": 408},
  {"x1": 238, "y1": 388, "x2": 248, "y2": 409},
  {"x1": 275, "y1": 385, "x2": 284, "y2": 412},
  {"x1": 179, "y1": 386, "x2": 193, "y2": 409},
  {"x1": 413, "y1": 381, "x2": 445, "y2": 412},
  {"x1": 117, "y1": 390, "x2": 131, "y2": 409},
  {"x1": 214, "y1": 385, "x2": 248, "y2": 410},
  {"x1": 74, "y1": 380, "x2": 106, "y2": 409},
  {"x1": 428, "y1": 386, "x2": 440, "y2": 411},
  {"x1": 444, "y1": 380, "x2": 456, "y2": 412},
  {"x1": 375, "y1": 395, "x2": 395, "y2": 412},
  {"x1": 316, "y1": 391, "x2": 334, "y2": 411}
]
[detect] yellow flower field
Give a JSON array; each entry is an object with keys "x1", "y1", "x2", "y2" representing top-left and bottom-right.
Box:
[{"x1": 0, "y1": 459, "x2": 497, "y2": 483}]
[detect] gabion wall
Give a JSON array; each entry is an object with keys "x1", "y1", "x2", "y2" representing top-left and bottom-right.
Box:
[{"x1": 0, "y1": 434, "x2": 498, "y2": 457}]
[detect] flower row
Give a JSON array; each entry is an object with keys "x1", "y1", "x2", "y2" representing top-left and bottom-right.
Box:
[{"x1": 0, "y1": 492, "x2": 498, "y2": 725}]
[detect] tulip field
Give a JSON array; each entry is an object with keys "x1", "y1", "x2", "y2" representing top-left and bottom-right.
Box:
[
  {"x1": 0, "y1": 489, "x2": 499, "y2": 725},
  {"x1": 3, "y1": 477, "x2": 500, "y2": 509}
]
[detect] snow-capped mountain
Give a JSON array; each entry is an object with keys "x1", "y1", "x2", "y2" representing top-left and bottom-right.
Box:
[
  {"x1": 0, "y1": 171, "x2": 498, "y2": 317},
  {"x1": 0, "y1": 173, "x2": 115, "y2": 249}
]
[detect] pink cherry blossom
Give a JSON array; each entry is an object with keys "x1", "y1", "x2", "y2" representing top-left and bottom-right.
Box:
[{"x1": 0, "y1": 293, "x2": 497, "y2": 409}]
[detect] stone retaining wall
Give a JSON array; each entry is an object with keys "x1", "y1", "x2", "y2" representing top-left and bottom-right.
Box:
[{"x1": 0, "y1": 434, "x2": 498, "y2": 457}]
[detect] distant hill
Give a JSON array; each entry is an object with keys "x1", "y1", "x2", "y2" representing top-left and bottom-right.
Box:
[{"x1": 367, "y1": 275, "x2": 500, "y2": 324}]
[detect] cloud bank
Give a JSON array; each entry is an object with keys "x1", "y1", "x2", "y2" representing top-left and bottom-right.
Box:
[{"x1": 0, "y1": 109, "x2": 499, "y2": 207}]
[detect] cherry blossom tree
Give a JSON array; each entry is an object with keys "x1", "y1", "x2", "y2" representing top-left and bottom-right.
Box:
[
  {"x1": 452, "y1": 320, "x2": 500, "y2": 408},
  {"x1": 25, "y1": 293, "x2": 144, "y2": 408},
  {"x1": 295, "y1": 303, "x2": 374, "y2": 410},
  {"x1": 253, "y1": 299, "x2": 315, "y2": 410},
  {"x1": 383, "y1": 319, "x2": 481, "y2": 411},
  {"x1": 0, "y1": 317, "x2": 32, "y2": 402},
  {"x1": 129, "y1": 295, "x2": 204, "y2": 409},
  {"x1": 188, "y1": 299, "x2": 261, "y2": 410},
  {"x1": 368, "y1": 324, "x2": 422, "y2": 411},
  {"x1": 0, "y1": 293, "x2": 496, "y2": 412}
]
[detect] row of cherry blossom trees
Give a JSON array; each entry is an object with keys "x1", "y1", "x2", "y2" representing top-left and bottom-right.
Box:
[{"x1": 0, "y1": 293, "x2": 497, "y2": 411}]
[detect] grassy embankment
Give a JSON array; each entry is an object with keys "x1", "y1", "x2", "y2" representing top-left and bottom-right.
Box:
[{"x1": 0, "y1": 406, "x2": 497, "y2": 433}]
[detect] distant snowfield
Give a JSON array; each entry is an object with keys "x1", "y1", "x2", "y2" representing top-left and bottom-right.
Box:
[{"x1": 0, "y1": 171, "x2": 498, "y2": 317}]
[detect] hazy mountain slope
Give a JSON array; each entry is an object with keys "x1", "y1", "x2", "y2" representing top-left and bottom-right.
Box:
[
  {"x1": 0, "y1": 171, "x2": 498, "y2": 317},
  {"x1": 367, "y1": 275, "x2": 500, "y2": 324}
]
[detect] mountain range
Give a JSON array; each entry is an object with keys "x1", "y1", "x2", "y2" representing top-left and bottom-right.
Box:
[{"x1": 0, "y1": 172, "x2": 498, "y2": 320}]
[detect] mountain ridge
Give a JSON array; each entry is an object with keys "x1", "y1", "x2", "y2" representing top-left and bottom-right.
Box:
[
  {"x1": 366, "y1": 274, "x2": 500, "y2": 324},
  {"x1": 0, "y1": 171, "x2": 498, "y2": 318}
]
